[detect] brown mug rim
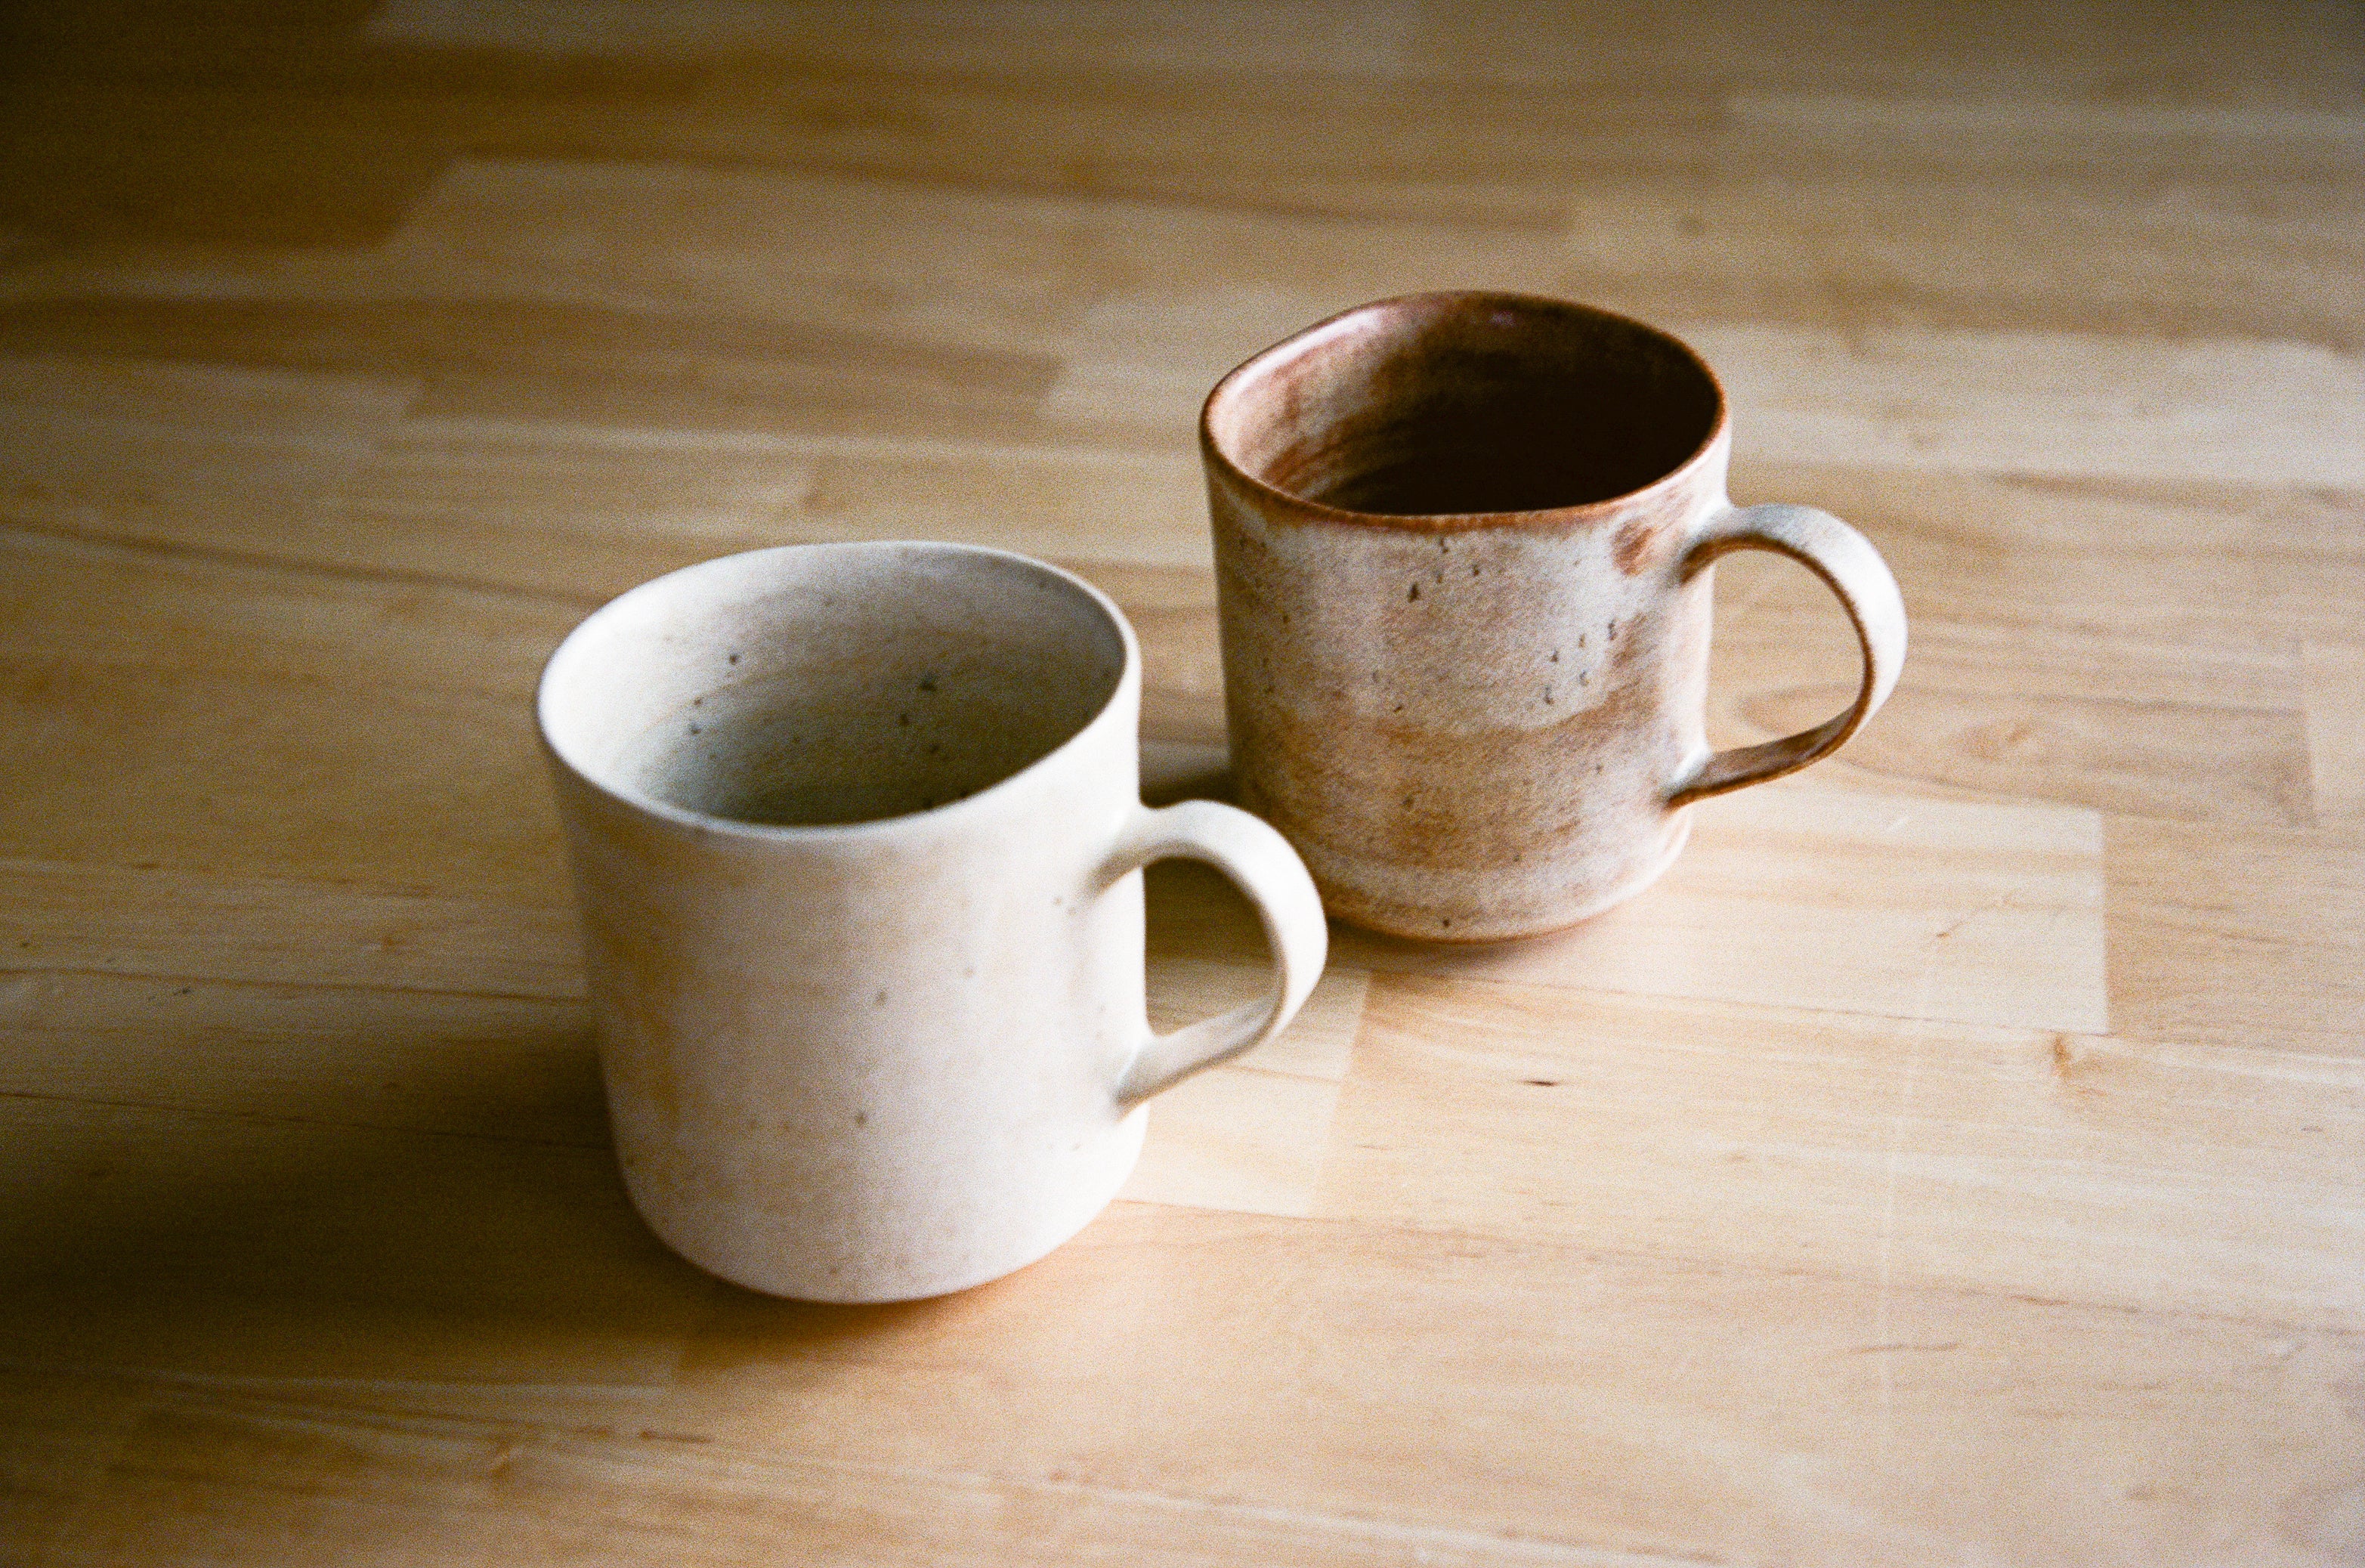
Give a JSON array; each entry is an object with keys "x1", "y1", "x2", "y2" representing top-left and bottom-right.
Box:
[{"x1": 1198, "y1": 290, "x2": 1731, "y2": 533}]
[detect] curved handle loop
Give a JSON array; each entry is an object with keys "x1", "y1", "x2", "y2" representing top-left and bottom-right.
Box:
[
  {"x1": 1669, "y1": 503, "x2": 1908, "y2": 806},
  {"x1": 1100, "y1": 799, "x2": 1328, "y2": 1107}
]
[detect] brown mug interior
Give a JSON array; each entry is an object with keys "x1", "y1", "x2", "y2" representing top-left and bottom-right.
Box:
[{"x1": 1204, "y1": 294, "x2": 1725, "y2": 518}]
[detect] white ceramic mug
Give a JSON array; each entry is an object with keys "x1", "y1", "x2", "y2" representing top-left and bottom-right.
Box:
[{"x1": 537, "y1": 542, "x2": 1328, "y2": 1302}]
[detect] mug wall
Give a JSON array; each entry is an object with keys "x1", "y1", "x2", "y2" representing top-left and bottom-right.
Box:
[
  {"x1": 550, "y1": 725, "x2": 1153, "y2": 1303},
  {"x1": 1207, "y1": 430, "x2": 1730, "y2": 942}
]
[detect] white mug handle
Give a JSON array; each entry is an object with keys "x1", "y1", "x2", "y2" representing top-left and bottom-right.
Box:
[{"x1": 1099, "y1": 800, "x2": 1328, "y2": 1106}]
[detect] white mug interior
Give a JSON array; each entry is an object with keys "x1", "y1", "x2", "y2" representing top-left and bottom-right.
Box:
[{"x1": 539, "y1": 543, "x2": 1128, "y2": 829}]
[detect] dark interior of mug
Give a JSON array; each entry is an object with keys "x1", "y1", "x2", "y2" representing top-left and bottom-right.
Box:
[
  {"x1": 1207, "y1": 295, "x2": 1724, "y2": 516},
  {"x1": 543, "y1": 545, "x2": 1126, "y2": 827}
]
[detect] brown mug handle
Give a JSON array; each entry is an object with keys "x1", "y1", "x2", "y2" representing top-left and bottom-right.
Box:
[{"x1": 1666, "y1": 503, "x2": 1908, "y2": 807}]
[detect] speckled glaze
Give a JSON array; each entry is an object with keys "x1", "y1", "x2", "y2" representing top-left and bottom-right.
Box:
[
  {"x1": 1203, "y1": 293, "x2": 1906, "y2": 942},
  {"x1": 538, "y1": 543, "x2": 1326, "y2": 1302}
]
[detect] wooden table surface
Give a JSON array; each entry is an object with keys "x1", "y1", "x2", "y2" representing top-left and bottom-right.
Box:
[{"x1": 3, "y1": 3, "x2": 2361, "y2": 1563}]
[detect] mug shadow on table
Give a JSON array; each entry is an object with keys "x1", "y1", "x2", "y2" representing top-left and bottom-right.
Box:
[{"x1": 0, "y1": 987, "x2": 937, "y2": 1389}]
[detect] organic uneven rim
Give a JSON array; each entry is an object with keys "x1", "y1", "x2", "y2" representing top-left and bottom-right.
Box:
[
  {"x1": 535, "y1": 540, "x2": 1141, "y2": 843},
  {"x1": 1198, "y1": 289, "x2": 1732, "y2": 531}
]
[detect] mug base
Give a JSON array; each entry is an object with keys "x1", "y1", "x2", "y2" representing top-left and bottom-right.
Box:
[
  {"x1": 619, "y1": 1107, "x2": 1149, "y2": 1305},
  {"x1": 1319, "y1": 812, "x2": 1694, "y2": 945}
]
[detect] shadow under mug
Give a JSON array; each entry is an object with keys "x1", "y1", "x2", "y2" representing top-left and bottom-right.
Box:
[
  {"x1": 1201, "y1": 291, "x2": 1909, "y2": 942},
  {"x1": 537, "y1": 542, "x2": 1328, "y2": 1302}
]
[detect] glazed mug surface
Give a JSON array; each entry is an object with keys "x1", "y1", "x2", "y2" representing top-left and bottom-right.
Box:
[
  {"x1": 1202, "y1": 292, "x2": 1906, "y2": 942},
  {"x1": 538, "y1": 542, "x2": 1327, "y2": 1302}
]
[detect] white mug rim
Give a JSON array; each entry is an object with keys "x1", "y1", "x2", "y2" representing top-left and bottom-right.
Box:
[{"x1": 535, "y1": 540, "x2": 1142, "y2": 845}]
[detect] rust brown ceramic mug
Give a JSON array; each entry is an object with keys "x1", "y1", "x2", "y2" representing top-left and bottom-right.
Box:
[{"x1": 1201, "y1": 291, "x2": 1907, "y2": 942}]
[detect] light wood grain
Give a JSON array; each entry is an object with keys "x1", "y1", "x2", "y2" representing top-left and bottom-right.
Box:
[
  {"x1": 29, "y1": 1384, "x2": 1682, "y2": 1568},
  {"x1": 1698, "y1": 323, "x2": 2365, "y2": 487},
  {"x1": 1321, "y1": 976, "x2": 2365, "y2": 1325},
  {"x1": 1149, "y1": 784, "x2": 2109, "y2": 1035},
  {"x1": 2, "y1": 1, "x2": 2361, "y2": 1562},
  {"x1": 652, "y1": 1207, "x2": 2365, "y2": 1566},
  {"x1": 2107, "y1": 818, "x2": 2365, "y2": 1057},
  {"x1": 2305, "y1": 641, "x2": 2365, "y2": 825}
]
